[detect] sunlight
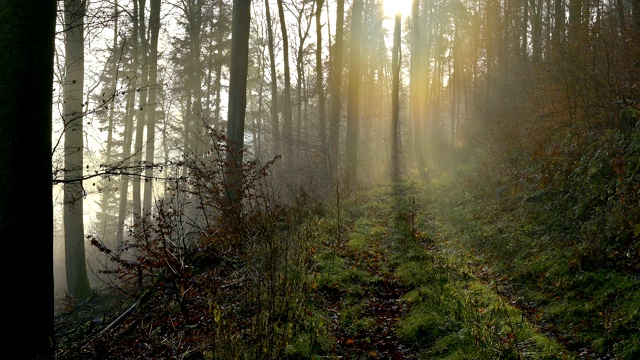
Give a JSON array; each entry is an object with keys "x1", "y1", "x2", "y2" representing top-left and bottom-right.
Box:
[{"x1": 383, "y1": 0, "x2": 412, "y2": 18}]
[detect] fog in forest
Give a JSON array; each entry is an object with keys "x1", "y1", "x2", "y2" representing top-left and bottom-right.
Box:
[
  {"x1": 47, "y1": 0, "x2": 640, "y2": 357},
  {"x1": 53, "y1": 0, "x2": 433, "y2": 295},
  {"x1": 53, "y1": 0, "x2": 638, "y2": 294}
]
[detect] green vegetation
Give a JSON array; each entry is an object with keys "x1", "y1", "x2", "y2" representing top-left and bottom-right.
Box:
[
  {"x1": 57, "y1": 130, "x2": 640, "y2": 359},
  {"x1": 428, "y1": 133, "x2": 640, "y2": 359}
]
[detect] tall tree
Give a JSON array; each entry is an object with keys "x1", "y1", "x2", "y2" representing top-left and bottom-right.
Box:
[
  {"x1": 63, "y1": 0, "x2": 93, "y2": 303},
  {"x1": 410, "y1": 0, "x2": 426, "y2": 173},
  {"x1": 316, "y1": 0, "x2": 327, "y2": 164},
  {"x1": 225, "y1": 0, "x2": 252, "y2": 206},
  {"x1": 0, "y1": 1, "x2": 56, "y2": 357},
  {"x1": 132, "y1": 0, "x2": 150, "y2": 222},
  {"x1": 117, "y1": 1, "x2": 140, "y2": 245},
  {"x1": 98, "y1": 0, "x2": 120, "y2": 250},
  {"x1": 265, "y1": 0, "x2": 281, "y2": 157},
  {"x1": 345, "y1": 0, "x2": 364, "y2": 187},
  {"x1": 143, "y1": 0, "x2": 161, "y2": 215},
  {"x1": 329, "y1": 0, "x2": 345, "y2": 180},
  {"x1": 390, "y1": 12, "x2": 402, "y2": 181},
  {"x1": 177, "y1": 0, "x2": 206, "y2": 178},
  {"x1": 277, "y1": 0, "x2": 294, "y2": 165},
  {"x1": 291, "y1": 0, "x2": 314, "y2": 147}
]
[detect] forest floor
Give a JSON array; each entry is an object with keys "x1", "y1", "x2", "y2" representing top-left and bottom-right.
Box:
[{"x1": 54, "y1": 160, "x2": 640, "y2": 359}]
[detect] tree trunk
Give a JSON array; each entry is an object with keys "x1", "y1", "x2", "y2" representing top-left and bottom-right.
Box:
[
  {"x1": 100, "y1": 0, "x2": 119, "y2": 249},
  {"x1": 329, "y1": 0, "x2": 345, "y2": 180},
  {"x1": 345, "y1": 0, "x2": 364, "y2": 188},
  {"x1": 0, "y1": 2, "x2": 56, "y2": 357},
  {"x1": 411, "y1": 0, "x2": 426, "y2": 173},
  {"x1": 143, "y1": 0, "x2": 161, "y2": 215},
  {"x1": 316, "y1": 0, "x2": 327, "y2": 164},
  {"x1": 63, "y1": 0, "x2": 93, "y2": 303},
  {"x1": 225, "y1": 0, "x2": 251, "y2": 207},
  {"x1": 117, "y1": 2, "x2": 140, "y2": 246},
  {"x1": 264, "y1": 0, "x2": 280, "y2": 157},
  {"x1": 132, "y1": 0, "x2": 149, "y2": 223},
  {"x1": 390, "y1": 13, "x2": 401, "y2": 181},
  {"x1": 277, "y1": 0, "x2": 294, "y2": 166}
]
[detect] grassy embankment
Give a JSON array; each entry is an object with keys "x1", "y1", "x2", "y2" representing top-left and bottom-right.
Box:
[{"x1": 424, "y1": 154, "x2": 640, "y2": 359}]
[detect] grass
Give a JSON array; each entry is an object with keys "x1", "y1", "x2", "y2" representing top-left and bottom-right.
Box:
[
  {"x1": 314, "y1": 178, "x2": 570, "y2": 359},
  {"x1": 62, "y1": 154, "x2": 630, "y2": 359},
  {"x1": 426, "y1": 155, "x2": 640, "y2": 359}
]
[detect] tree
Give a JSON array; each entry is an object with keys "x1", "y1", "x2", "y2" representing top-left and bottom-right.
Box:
[
  {"x1": 63, "y1": 0, "x2": 93, "y2": 303},
  {"x1": 117, "y1": 0, "x2": 140, "y2": 245},
  {"x1": 291, "y1": 0, "x2": 315, "y2": 147},
  {"x1": 345, "y1": 0, "x2": 364, "y2": 187},
  {"x1": 316, "y1": 0, "x2": 327, "y2": 167},
  {"x1": 410, "y1": 0, "x2": 426, "y2": 173},
  {"x1": 0, "y1": 1, "x2": 56, "y2": 357},
  {"x1": 225, "y1": 0, "x2": 252, "y2": 206},
  {"x1": 328, "y1": 0, "x2": 345, "y2": 180},
  {"x1": 277, "y1": 0, "x2": 294, "y2": 165},
  {"x1": 390, "y1": 12, "x2": 401, "y2": 181},
  {"x1": 132, "y1": 0, "x2": 150, "y2": 222},
  {"x1": 265, "y1": 0, "x2": 281, "y2": 158},
  {"x1": 143, "y1": 0, "x2": 162, "y2": 215}
]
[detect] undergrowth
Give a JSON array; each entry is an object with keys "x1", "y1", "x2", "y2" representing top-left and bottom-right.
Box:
[
  {"x1": 429, "y1": 142, "x2": 640, "y2": 359},
  {"x1": 56, "y1": 129, "x2": 588, "y2": 359}
]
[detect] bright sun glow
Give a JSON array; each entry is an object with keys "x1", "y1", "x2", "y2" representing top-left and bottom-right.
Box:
[{"x1": 383, "y1": 0, "x2": 413, "y2": 17}]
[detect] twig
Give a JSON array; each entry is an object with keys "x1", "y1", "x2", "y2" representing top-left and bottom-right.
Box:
[{"x1": 101, "y1": 301, "x2": 138, "y2": 334}]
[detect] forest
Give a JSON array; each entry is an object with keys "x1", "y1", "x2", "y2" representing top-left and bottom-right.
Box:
[{"x1": 0, "y1": 0, "x2": 639, "y2": 358}]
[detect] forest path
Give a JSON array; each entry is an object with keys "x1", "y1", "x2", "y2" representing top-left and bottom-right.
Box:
[
  {"x1": 313, "y1": 179, "x2": 570, "y2": 359},
  {"x1": 321, "y1": 218, "x2": 419, "y2": 359}
]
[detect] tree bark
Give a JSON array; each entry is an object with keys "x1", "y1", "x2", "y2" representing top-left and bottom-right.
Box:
[
  {"x1": 63, "y1": 0, "x2": 93, "y2": 303},
  {"x1": 316, "y1": 0, "x2": 327, "y2": 168},
  {"x1": 345, "y1": 0, "x2": 364, "y2": 188},
  {"x1": 329, "y1": 0, "x2": 345, "y2": 180},
  {"x1": 411, "y1": 0, "x2": 426, "y2": 173},
  {"x1": 265, "y1": 0, "x2": 280, "y2": 157},
  {"x1": 117, "y1": 1, "x2": 140, "y2": 246},
  {"x1": 277, "y1": 0, "x2": 294, "y2": 166},
  {"x1": 143, "y1": 0, "x2": 161, "y2": 215},
  {"x1": 0, "y1": 1, "x2": 56, "y2": 357},
  {"x1": 390, "y1": 13, "x2": 401, "y2": 181},
  {"x1": 225, "y1": 0, "x2": 252, "y2": 207}
]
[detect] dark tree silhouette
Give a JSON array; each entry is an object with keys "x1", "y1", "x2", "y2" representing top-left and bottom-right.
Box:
[
  {"x1": 225, "y1": 0, "x2": 252, "y2": 206},
  {"x1": 0, "y1": 1, "x2": 56, "y2": 358}
]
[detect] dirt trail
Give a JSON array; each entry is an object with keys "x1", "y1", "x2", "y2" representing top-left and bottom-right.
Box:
[{"x1": 321, "y1": 231, "x2": 420, "y2": 359}]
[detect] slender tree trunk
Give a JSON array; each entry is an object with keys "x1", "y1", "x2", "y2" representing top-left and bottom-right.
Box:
[
  {"x1": 294, "y1": 2, "x2": 314, "y2": 150},
  {"x1": 532, "y1": 0, "x2": 543, "y2": 61},
  {"x1": 101, "y1": 0, "x2": 119, "y2": 248},
  {"x1": 329, "y1": 0, "x2": 345, "y2": 180},
  {"x1": 390, "y1": 13, "x2": 401, "y2": 181},
  {"x1": 523, "y1": 0, "x2": 529, "y2": 61},
  {"x1": 143, "y1": 0, "x2": 161, "y2": 215},
  {"x1": 63, "y1": 0, "x2": 92, "y2": 303},
  {"x1": 213, "y1": 60, "x2": 223, "y2": 129},
  {"x1": 345, "y1": 0, "x2": 364, "y2": 188},
  {"x1": 256, "y1": 54, "x2": 265, "y2": 156},
  {"x1": 117, "y1": 3, "x2": 140, "y2": 246},
  {"x1": 213, "y1": 0, "x2": 225, "y2": 129},
  {"x1": 132, "y1": 0, "x2": 149, "y2": 223},
  {"x1": 277, "y1": 0, "x2": 294, "y2": 165},
  {"x1": 316, "y1": 0, "x2": 327, "y2": 162},
  {"x1": 225, "y1": 0, "x2": 251, "y2": 207},
  {"x1": 0, "y1": 2, "x2": 56, "y2": 357},
  {"x1": 264, "y1": 0, "x2": 280, "y2": 157},
  {"x1": 411, "y1": 0, "x2": 426, "y2": 173}
]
